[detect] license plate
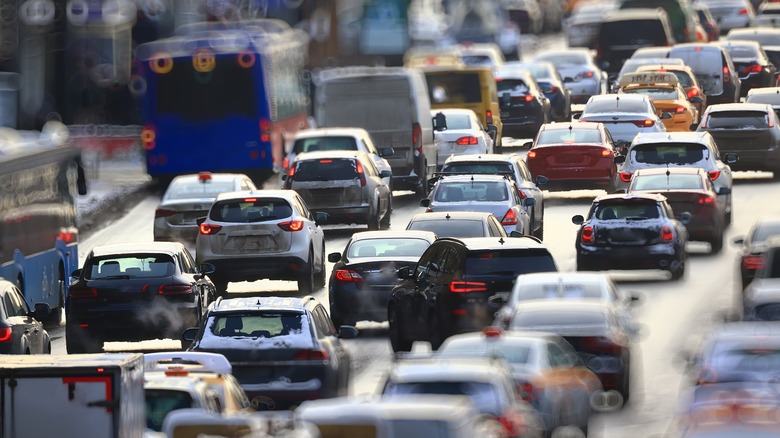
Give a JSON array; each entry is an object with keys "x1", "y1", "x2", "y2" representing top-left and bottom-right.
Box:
[{"x1": 501, "y1": 112, "x2": 510, "y2": 118}]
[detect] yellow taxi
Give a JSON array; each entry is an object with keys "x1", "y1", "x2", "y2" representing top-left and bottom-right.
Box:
[
  {"x1": 634, "y1": 64, "x2": 708, "y2": 114},
  {"x1": 618, "y1": 72, "x2": 702, "y2": 132}
]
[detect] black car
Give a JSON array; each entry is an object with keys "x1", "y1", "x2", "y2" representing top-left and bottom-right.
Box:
[
  {"x1": 0, "y1": 279, "x2": 51, "y2": 354},
  {"x1": 328, "y1": 230, "x2": 437, "y2": 328},
  {"x1": 572, "y1": 193, "x2": 689, "y2": 280},
  {"x1": 182, "y1": 296, "x2": 357, "y2": 411},
  {"x1": 718, "y1": 40, "x2": 777, "y2": 97},
  {"x1": 66, "y1": 242, "x2": 215, "y2": 353},
  {"x1": 495, "y1": 67, "x2": 551, "y2": 138},
  {"x1": 387, "y1": 236, "x2": 558, "y2": 352},
  {"x1": 503, "y1": 61, "x2": 571, "y2": 122},
  {"x1": 733, "y1": 217, "x2": 780, "y2": 288},
  {"x1": 595, "y1": 9, "x2": 676, "y2": 75}
]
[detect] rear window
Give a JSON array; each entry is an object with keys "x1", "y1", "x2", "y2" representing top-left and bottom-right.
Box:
[
  {"x1": 706, "y1": 111, "x2": 771, "y2": 129},
  {"x1": 145, "y1": 389, "x2": 195, "y2": 432},
  {"x1": 166, "y1": 180, "x2": 236, "y2": 200},
  {"x1": 535, "y1": 52, "x2": 588, "y2": 67},
  {"x1": 292, "y1": 136, "x2": 358, "y2": 154},
  {"x1": 511, "y1": 309, "x2": 607, "y2": 328},
  {"x1": 209, "y1": 312, "x2": 304, "y2": 338},
  {"x1": 599, "y1": 20, "x2": 668, "y2": 44},
  {"x1": 592, "y1": 200, "x2": 661, "y2": 220},
  {"x1": 537, "y1": 128, "x2": 602, "y2": 145},
  {"x1": 621, "y1": 87, "x2": 679, "y2": 101},
  {"x1": 292, "y1": 158, "x2": 359, "y2": 182},
  {"x1": 347, "y1": 238, "x2": 431, "y2": 258},
  {"x1": 727, "y1": 33, "x2": 780, "y2": 47},
  {"x1": 439, "y1": 340, "x2": 532, "y2": 365},
  {"x1": 631, "y1": 143, "x2": 707, "y2": 165},
  {"x1": 439, "y1": 113, "x2": 473, "y2": 130},
  {"x1": 667, "y1": 49, "x2": 722, "y2": 88},
  {"x1": 441, "y1": 162, "x2": 515, "y2": 179},
  {"x1": 210, "y1": 198, "x2": 292, "y2": 223},
  {"x1": 723, "y1": 45, "x2": 760, "y2": 59},
  {"x1": 750, "y1": 224, "x2": 780, "y2": 244},
  {"x1": 746, "y1": 94, "x2": 780, "y2": 106},
  {"x1": 426, "y1": 73, "x2": 483, "y2": 104},
  {"x1": 407, "y1": 219, "x2": 487, "y2": 237},
  {"x1": 631, "y1": 173, "x2": 704, "y2": 191},
  {"x1": 464, "y1": 249, "x2": 557, "y2": 276},
  {"x1": 496, "y1": 79, "x2": 528, "y2": 94},
  {"x1": 584, "y1": 99, "x2": 649, "y2": 114},
  {"x1": 433, "y1": 181, "x2": 509, "y2": 202},
  {"x1": 515, "y1": 282, "x2": 605, "y2": 300},
  {"x1": 383, "y1": 381, "x2": 503, "y2": 416},
  {"x1": 86, "y1": 254, "x2": 175, "y2": 279},
  {"x1": 461, "y1": 55, "x2": 494, "y2": 67}
]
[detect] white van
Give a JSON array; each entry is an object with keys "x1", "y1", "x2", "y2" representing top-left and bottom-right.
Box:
[{"x1": 314, "y1": 67, "x2": 437, "y2": 195}]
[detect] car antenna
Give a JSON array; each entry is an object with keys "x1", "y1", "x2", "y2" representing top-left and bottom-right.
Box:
[
  {"x1": 666, "y1": 162, "x2": 671, "y2": 188},
  {"x1": 445, "y1": 213, "x2": 451, "y2": 220},
  {"x1": 498, "y1": 237, "x2": 505, "y2": 245}
]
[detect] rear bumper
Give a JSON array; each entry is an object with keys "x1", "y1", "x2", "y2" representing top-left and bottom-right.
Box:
[
  {"x1": 723, "y1": 150, "x2": 780, "y2": 172},
  {"x1": 67, "y1": 304, "x2": 198, "y2": 341},
  {"x1": 314, "y1": 206, "x2": 372, "y2": 225},
  {"x1": 329, "y1": 282, "x2": 394, "y2": 323},
  {"x1": 576, "y1": 243, "x2": 683, "y2": 271},
  {"x1": 203, "y1": 256, "x2": 311, "y2": 282}
]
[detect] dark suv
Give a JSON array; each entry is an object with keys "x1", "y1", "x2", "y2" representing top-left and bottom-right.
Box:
[
  {"x1": 182, "y1": 296, "x2": 357, "y2": 411},
  {"x1": 387, "y1": 236, "x2": 558, "y2": 352},
  {"x1": 595, "y1": 9, "x2": 676, "y2": 75}
]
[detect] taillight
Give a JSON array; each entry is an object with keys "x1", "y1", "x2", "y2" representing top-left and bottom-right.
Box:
[
  {"x1": 355, "y1": 160, "x2": 367, "y2": 187},
  {"x1": 449, "y1": 281, "x2": 487, "y2": 293},
  {"x1": 523, "y1": 95, "x2": 534, "y2": 102},
  {"x1": 199, "y1": 223, "x2": 222, "y2": 235},
  {"x1": 412, "y1": 122, "x2": 422, "y2": 155},
  {"x1": 335, "y1": 269, "x2": 363, "y2": 282},
  {"x1": 600, "y1": 148, "x2": 612, "y2": 157},
  {"x1": 501, "y1": 209, "x2": 519, "y2": 226},
  {"x1": 141, "y1": 124, "x2": 156, "y2": 151},
  {"x1": 700, "y1": 115, "x2": 708, "y2": 129},
  {"x1": 743, "y1": 256, "x2": 766, "y2": 270},
  {"x1": 278, "y1": 220, "x2": 304, "y2": 231},
  {"x1": 288, "y1": 164, "x2": 296, "y2": 178},
  {"x1": 619, "y1": 172, "x2": 632, "y2": 183},
  {"x1": 581, "y1": 226, "x2": 595, "y2": 244},
  {"x1": 486, "y1": 110, "x2": 493, "y2": 125},
  {"x1": 57, "y1": 227, "x2": 78, "y2": 244},
  {"x1": 768, "y1": 113, "x2": 775, "y2": 128},
  {"x1": 456, "y1": 136, "x2": 478, "y2": 145},
  {"x1": 69, "y1": 285, "x2": 97, "y2": 298},
  {"x1": 576, "y1": 71, "x2": 594, "y2": 80},
  {"x1": 698, "y1": 195, "x2": 715, "y2": 204},
  {"x1": 158, "y1": 284, "x2": 193, "y2": 295},
  {"x1": 633, "y1": 119, "x2": 655, "y2": 127},
  {"x1": 675, "y1": 106, "x2": 687, "y2": 114},
  {"x1": 516, "y1": 189, "x2": 527, "y2": 199},
  {"x1": 497, "y1": 409, "x2": 526, "y2": 437},
  {"x1": 581, "y1": 336, "x2": 622, "y2": 355},
  {"x1": 739, "y1": 7, "x2": 748, "y2": 14},
  {"x1": 687, "y1": 88, "x2": 700, "y2": 99},
  {"x1": 282, "y1": 157, "x2": 289, "y2": 170},
  {"x1": 708, "y1": 170, "x2": 721, "y2": 180},
  {"x1": 517, "y1": 381, "x2": 537, "y2": 403},
  {"x1": 294, "y1": 349, "x2": 330, "y2": 361},
  {"x1": 259, "y1": 118, "x2": 270, "y2": 143},
  {"x1": 527, "y1": 151, "x2": 537, "y2": 159},
  {"x1": 0, "y1": 327, "x2": 11, "y2": 342},
  {"x1": 745, "y1": 64, "x2": 762, "y2": 73},
  {"x1": 549, "y1": 85, "x2": 559, "y2": 93},
  {"x1": 723, "y1": 66, "x2": 731, "y2": 83},
  {"x1": 155, "y1": 209, "x2": 177, "y2": 218},
  {"x1": 661, "y1": 225, "x2": 674, "y2": 242}
]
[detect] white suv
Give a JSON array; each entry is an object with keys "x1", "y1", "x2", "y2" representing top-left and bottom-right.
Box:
[{"x1": 195, "y1": 190, "x2": 327, "y2": 295}]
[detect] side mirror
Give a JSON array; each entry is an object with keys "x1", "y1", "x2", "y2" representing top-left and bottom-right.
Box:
[
  {"x1": 689, "y1": 123, "x2": 699, "y2": 131},
  {"x1": 572, "y1": 215, "x2": 585, "y2": 225},
  {"x1": 535, "y1": 175, "x2": 548, "y2": 186},
  {"x1": 487, "y1": 125, "x2": 498, "y2": 141},
  {"x1": 523, "y1": 198, "x2": 536, "y2": 207},
  {"x1": 509, "y1": 230, "x2": 524, "y2": 237},
  {"x1": 196, "y1": 217, "x2": 207, "y2": 226},
  {"x1": 690, "y1": 96, "x2": 703, "y2": 104},
  {"x1": 380, "y1": 170, "x2": 393, "y2": 179},
  {"x1": 420, "y1": 198, "x2": 431, "y2": 208},
  {"x1": 398, "y1": 266, "x2": 414, "y2": 279},
  {"x1": 712, "y1": 73, "x2": 721, "y2": 79},
  {"x1": 281, "y1": 174, "x2": 288, "y2": 181},
  {"x1": 614, "y1": 155, "x2": 626, "y2": 165},
  {"x1": 338, "y1": 325, "x2": 359, "y2": 339},
  {"x1": 677, "y1": 211, "x2": 693, "y2": 225},
  {"x1": 314, "y1": 212, "x2": 329, "y2": 224},
  {"x1": 599, "y1": 61, "x2": 610, "y2": 71},
  {"x1": 718, "y1": 187, "x2": 731, "y2": 195},
  {"x1": 724, "y1": 152, "x2": 738, "y2": 164},
  {"x1": 732, "y1": 236, "x2": 745, "y2": 246},
  {"x1": 31, "y1": 303, "x2": 51, "y2": 321},
  {"x1": 660, "y1": 112, "x2": 672, "y2": 120},
  {"x1": 200, "y1": 263, "x2": 216, "y2": 275},
  {"x1": 379, "y1": 147, "x2": 395, "y2": 157},
  {"x1": 564, "y1": 77, "x2": 574, "y2": 84},
  {"x1": 571, "y1": 112, "x2": 581, "y2": 120},
  {"x1": 71, "y1": 268, "x2": 82, "y2": 278},
  {"x1": 181, "y1": 327, "x2": 198, "y2": 343},
  {"x1": 328, "y1": 252, "x2": 341, "y2": 263},
  {"x1": 433, "y1": 112, "x2": 447, "y2": 131},
  {"x1": 522, "y1": 141, "x2": 533, "y2": 149}
]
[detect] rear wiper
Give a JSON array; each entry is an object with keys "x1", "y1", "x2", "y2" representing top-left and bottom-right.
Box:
[{"x1": 624, "y1": 216, "x2": 649, "y2": 221}]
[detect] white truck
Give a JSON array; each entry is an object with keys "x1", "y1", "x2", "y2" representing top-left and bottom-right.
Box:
[{"x1": 0, "y1": 354, "x2": 145, "y2": 437}]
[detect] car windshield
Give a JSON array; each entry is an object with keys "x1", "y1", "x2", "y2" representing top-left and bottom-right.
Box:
[
  {"x1": 210, "y1": 199, "x2": 292, "y2": 223},
  {"x1": 384, "y1": 381, "x2": 503, "y2": 415},
  {"x1": 439, "y1": 341, "x2": 532, "y2": 365},
  {"x1": 631, "y1": 173, "x2": 704, "y2": 191},
  {"x1": 536, "y1": 129, "x2": 602, "y2": 145},
  {"x1": 292, "y1": 136, "x2": 358, "y2": 154},
  {"x1": 426, "y1": 73, "x2": 483, "y2": 104},
  {"x1": 347, "y1": 238, "x2": 431, "y2": 258},
  {"x1": 433, "y1": 181, "x2": 509, "y2": 202},
  {"x1": 209, "y1": 312, "x2": 304, "y2": 338},
  {"x1": 706, "y1": 111, "x2": 771, "y2": 129},
  {"x1": 631, "y1": 143, "x2": 707, "y2": 165},
  {"x1": 724, "y1": 45, "x2": 759, "y2": 59},
  {"x1": 407, "y1": 219, "x2": 492, "y2": 237},
  {"x1": 592, "y1": 200, "x2": 661, "y2": 219},
  {"x1": 584, "y1": 99, "x2": 648, "y2": 114},
  {"x1": 166, "y1": 180, "x2": 237, "y2": 200},
  {"x1": 145, "y1": 389, "x2": 195, "y2": 432},
  {"x1": 465, "y1": 250, "x2": 557, "y2": 276},
  {"x1": 496, "y1": 79, "x2": 528, "y2": 94},
  {"x1": 86, "y1": 254, "x2": 175, "y2": 279}
]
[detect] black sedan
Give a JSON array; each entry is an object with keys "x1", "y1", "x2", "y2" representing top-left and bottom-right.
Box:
[
  {"x1": 327, "y1": 230, "x2": 437, "y2": 328},
  {"x1": 732, "y1": 216, "x2": 780, "y2": 289},
  {"x1": 0, "y1": 279, "x2": 51, "y2": 354},
  {"x1": 502, "y1": 61, "x2": 572, "y2": 122},
  {"x1": 572, "y1": 193, "x2": 689, "y2": 280},
  {"x1": 718, "y1": 40, "x2": 777, "y2": 97},
  {"x1": 495, "y1": 67, "x2": 551, "y2": 138},
  {"x1": 66, "y1": 242, "x2": 215, "y2": 353}
]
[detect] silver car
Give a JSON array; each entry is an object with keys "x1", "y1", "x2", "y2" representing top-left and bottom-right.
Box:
[
  {"x1": 533, "y1": 48, "x2": 608, "y2": 104},
  {"x1": 576, "y1": 94, "x2": 669, "y2": 144},
  {"x1": 284, "y1": 150, "x2": 393, "y2": 230},
  {"x1": 405, "y1": 211, "x2": 508, "y2": 238},
  {"x1": 615, "y1": 131, "x2": 738, "y2": 224},
  {"x1": 195, "y1": 190, "x2": 327, "y2": 295},
  {"x1": 421, "y1": 174, "x2": 533, "y2": 236},
  {"x1": 153, "y1": 172, "x2": 256, "y2": 243},
  {"x1": 431, "y1": 108, "x2": 494, "y2": 167}
]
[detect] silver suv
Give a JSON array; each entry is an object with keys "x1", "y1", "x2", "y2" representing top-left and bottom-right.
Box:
[{"x1": 195, "y1": 190, "x2": 327, "y2": 295}]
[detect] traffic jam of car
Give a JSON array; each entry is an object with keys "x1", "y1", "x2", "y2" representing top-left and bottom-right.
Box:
[{"x1": 7, "y1": 0, "x2": 780, "y2": 437}]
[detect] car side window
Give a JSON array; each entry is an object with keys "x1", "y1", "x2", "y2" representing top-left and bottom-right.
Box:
[
  {"x1": 313, "y1": 305, "x2": 335, "y2": 336},
  {"x1": 557, "y1": 340, "x2": 585, "y2": 367},
  {"x1": 488, "y1": 217, "x2": 504, "y2": 236},
  {"x1": 417, "y1": 246, "x2": 440, "y2": 281},
  {"x1": 363, "y1": 158, "x2": 379, "y2": 176},
  {"x1": 295, "y1": 196, "x2": 312, "y2": 220},
  {"x1": 180, "y1": 250, "x2": 196, "y2": 273},
  {"x1": 547, "y1": 343, "x2": 567, "y2": 367},
  {"x1": 517, "y1": 160, "x2": 532, "y2": 182},
  {"x1": 6, "y1": 288, "x2": 28, "y2": 317},
  {"x1": 362, "y1": 139, "x2": 378, "y2": 155}
]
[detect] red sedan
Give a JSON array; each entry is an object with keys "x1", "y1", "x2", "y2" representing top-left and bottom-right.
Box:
[{"x1": 526, "y1": 122, "x2": 619, "y2": 192}]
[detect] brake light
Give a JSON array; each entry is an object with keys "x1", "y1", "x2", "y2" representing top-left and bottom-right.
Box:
[
  {"x1": 319, "y1": 159, "x2": 332, "y2": 164},
  {"x1": 581, "y1": 336, "x2": 622, "y2": 355},
  {"x1": 483, "y1": 326, "x2": 503, "y2": 337},
  {"x1": 743, "y1": 256, "x2": 766, "y2": 270},
  {"x1": 769, "y1": 113, "x2": 775, "y2": 128},
  {"x1": 687, "y1": 88, "x2": 700, "y2": 99},
  {"x1": 523, "y1": 95, "x2": 534, "y2": 102},
  {"x1": 708, "y1": 170, "x2": 721, "y2": 180},
  {"x1": 619, "y1": 172, "x2": 632, "y2": 183},
  {"x1": 164, "y1": 367, "x2": 189, "y2": 377},
  {"x1": 294, "y1": 349, "x2": 330, "y2": 361},
  {"x1": 516, "y1": 189, "x2": 527, "y2": 199},
  {"x1": 517, "y1": 381, "x2": 537, "y2": 403},
  {"x1": 413, "y1": 122, "x2": 422, "y2": 155},
  {"x1": 549, "y1": 85, "x2": 559, "y2": 93},
  {"x1": 57, "y1": 228, "x2": 78, "y2": 244},
  {"x1": 0, "y1": 327, "x2": 10, "y2": 342},
  {"x1": 675, "y1": 106, "x2": 687, "y2": 114},
  {"x1": 581, "y1": 226, "x2": 595, "y2": 244},
  {"x1": 456, "y1": 136, "x2": 478, "y2": 145},
  {"x1": 282, "y1": 157, "x2": 289, "y2": 170},
  {"x1": 576, "y1": 71, "x2": 594, "y2": 80},
  {"x1": 259, "y1": 118, "x2": 270, "y2": 143},
  {"x1": 601, "y1": 148, "x2": 612, "y2": 157},
  {"x1": 141, "y1": 124, "x2": 156, "y2": 151},
  {"x1": 158, "y1": 284, "x2": 193, "y2": 295},
  {"x1": 69, "y1": 285, "x2": 97, "y2": 298},
  {"x1": 723, "y1": 66, "x2": 731, "y2": 83},
  {"x1": 198, "y1": 171, "x2": 212, "y2": 182},
  {"x1": 745, "y1": 64, "x2": 762, "y2": 73},
  {"x1": 698, "y1": 195, "x2": 715, "y2": 204},
  {"x1": 633, "y1": 119, "x2": 655, "y2": 127},
  {"x1": 497, "y1": 409, "x2": 526, "y2": 437},
  {"x1": 739, "y1": 7, "x2": 748, "y2": 14},
  {"x1": 450, "y1": 281, "x2": 487, "y2": 293},
  {"x1": 527, "y1": 151, "x2": 537, "y2": 159},
  {"x1": 278, "y1": 220, "x2": 304, "y2": 231},
  {"x1": 335, "y1": 269, "x2": 363, "y2": 282},
  {"x1": 199, "y1": 223, "x2": 222, "y2": 235},
  {"x1": 662, "y1": 225, "x2": 674, "y2": 242},
  {"x1": 501, "y1": 209, "x2": 519, "y2": 226},
  {"x1": 486, "y1": 110, "x2": 493, "y2": 125},
  {"x1": 244, "y1": 198, "x2": 256, "y2": 202},
  {"x1": 700, "y1": 115, "x2": 708, "y2": 129},
  {"x1": 355, "y1": 160, "x2": 366, "y2": 187}
]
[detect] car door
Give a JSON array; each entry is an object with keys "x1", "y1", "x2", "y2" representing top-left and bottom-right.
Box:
[
  {"x1": 409, "y1": 245, "x2": 442, "y2": 337},
  {"x1": 515, "y1": 158, "x2": 543, "y2": 226},
  {"x1": 295, "y1": 195, "x2": 324, "y2": 266},
  {"x1": 7, "y1": 287, "x2": 42, "y2": 353},
  {"x1": 312, "y1": 305, "x2": 349, "y2": 387}
]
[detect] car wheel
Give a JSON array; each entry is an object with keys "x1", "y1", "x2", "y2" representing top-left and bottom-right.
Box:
[
  {"x1": 298, "y1": 249, "x2": 315, "y2": 294},
  {"x1": 669, "y1": 260, "x2": 685, "y2": 281},
  {"x1": 621, "y1": 357, "x2": 631, "y2": 404},
  {"x1": 367, "y1": 209, "x2": 381, "y2": 231},
  {"x1": 533, "y1": 220, "x2": 544, "y2": 241},
  {"x1": 725, "y1": 209, "x2": 732, "y2": 227},
  {"x1": 315, "y1": 245, "x2": 326, "y2": 288},
  {"x1": 388, "y1": 306, "x2": 412, "y2": 352},
  {"x1": 710, "y1": 230, "x2": 724, "y2": 254},
  {"x1": 380, "y1": 196, "x2": 392, "y2": 230}
]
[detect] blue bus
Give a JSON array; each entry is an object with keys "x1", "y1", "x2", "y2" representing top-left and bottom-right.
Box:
[
  {"x1": 134, "y1": 19, "x2": 311, "y2": 185},
  {"x1": 0, "y1": 123, "x2": 87, "y2": 324}
]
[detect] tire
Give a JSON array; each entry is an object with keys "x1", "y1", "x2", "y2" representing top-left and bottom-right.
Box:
[
  {"x1": 725, "y1": 209, "x2": 732, "y2": 227},
  {"x1": 298, "y1": 250, "x2": 315, "y2": 294},
  {"x1": 367, "y1": 209, "x2": 381, "y2": 231},
  {"x1": 388, "y1": 306, "x2": 412, "y2": 352},
  {"x1": 669, "y1": 260, "x2": 685, "y2": 281},
  {"x1": 620, "y1": 359, "x2": 631, "y2": 405},
  {"x1": 710, "y1": 230, "x2": 724, "y2": 254},
  {"x1": 213, "y1": 280, "x2": 229, "y2": 298},
  {"x1": 533, "y1": 220, "x2": 544, "y2": 241},
  {"x1": 315, "y1": 245, "x2": 326, "y2": 288},
  {"x1": 380, "y1": 196, "x2": 392, "y2": 230},
  {"x1": 44, "y1": 269, "x2": 65, "y2": 326}
]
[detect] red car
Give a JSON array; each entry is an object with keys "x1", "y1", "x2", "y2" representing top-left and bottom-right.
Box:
[{"x1": 526, "y1": 122, "x2": 619, "y2": 192}]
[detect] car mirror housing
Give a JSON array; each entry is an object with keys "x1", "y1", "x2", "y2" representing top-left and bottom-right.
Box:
[
  {"x1": 181, "y1": 327, "x2": 198, "y2": 343},
  {"x1": 420, "y1": 198, "x2": 431, "y2": 208},
  {"x1": 661, "y1": 112, "x2": 672, "y2": 120},
  {"x1": 535, "y1": 175, "x2": 548, "y2": 186},
  {"x1": 200, "y1": 263, "x2": 216, "y2": 275},
  {"x1": 572, "y1": 215, "x2": 585, "y2": 225},
  {"x1": 32, "y1": 303, "x2": 51, "y2": 321},
  {"x1": 338, "y1": 325, "x2": 359, "y2": 339},
  {"x1": 379, "y1": 147, "x2": 395, "y2": 157},
  {"x1": 328, "y1": 252, "x2": 341, "y2": 263},
  {"x1": 677, "y1": 211, "x2": 693, "y2": 225},
  {"x1": 196, "y1": 217, "x2": 207, "y2": 226},
  {"x1": 314, "y1": 212, "x2": 329, "y2": 224},
  {"x1": 523, "y1": 198, "x2": 536, "y2": 207},
  {"x1": 398, "y1": 266, "x2": 413, "y2": 279},
  {"x1": 724, "y1": 152, "x2": 738, "y2": 164},
  {"x1": 718, "y1": 187, "x2": 731, "y2": 195},
  {"x1": 71, "y1": 268, "x2": 82, "y2": 278},
  {"x1": 614, "y1": 155, "x2": 626, "y2": 165},
  {"x1": 380, "y1": 170, "x2": 393, "y2": 179}
]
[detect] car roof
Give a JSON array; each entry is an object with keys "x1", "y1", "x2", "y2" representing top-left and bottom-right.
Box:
[
  {"x1": 588, "y1": 93, "x2": 649, "y2": 103},
  {"x1": 293, "y1": 127, "x2": 369, "y2": 139},
  {"x1": 214, "y1": 189, "x2": 296, "y2": 202},
  {"x1": 170, "y1": 173, "x2": 248, "y2": 183},
  {"x1": 594, "y1": 192, "x2": 668, "y2": 202},
  {"x1": 317, "y1": 66, "x2": 419, "y2": 81},
  {"x1": 350, "y1": 230, "x2": 438, "y2": 242},
  {"x1": 705, "y1": 103, "x2": 773, "y2": 112},
  {"x1": 436, "y1": 174, "x2": 513, "y2": 183},
  {"x1": 728, "y1": 27, "x2": 780, "y2": 37},
  {"x1": 444, "y1": 153, "x2": 521, "y2": 163},
  {"x1": 603, "y1": 8, "x2": 669, "y2": 21},
  {"x1": 670, "y1": 43, "x2": 724, "y2": 52},
  {"x1": 409, "y1": 211, "x2": 495, "y2": 222},
  {"x1": 144, "y1": 375, "x2": 211, "y2": 393},
  {"x1": 210, "y1": 296, "x2": 313, "y2": 313},
  {"x1": 515, "y1": 271, "x2": 611, "y2": 285},
  {"x1": 747, "y1": 87, "x2": 780, "y2": 97},
  {"x1": 720, "y1": 40, "x2": 762, "y2": 49},
  {"x1": 293, "y1": 150, "x2": 370, "y2": 160},
  {"x1": 512, "y1": 300, "x2": 612, "y2": 313},
  {"x1": 636, "y1": 64, "x2": 695, "y2": 73},
  {"x1": 707, "y1": 322, "x2": 780, "y2": 341},
  {"x1": 541, "y1": 122, "x2": 601, "y2": 131},
  {"x1": 632, "y1": 131, "x2": 712, "y2": 144},
  {"x1": 90, "y1": 242, "x2": 183, "y2": 257},
  {"x1": 494, "y1": 69, "x2": 533, "y2": 80},
  {"x1": 297, "y1": 395, "x2": 479, "y2": 421},
  {"x1": 445, "y1": 236, "x2": 548, "y2": 251},
  {"x1": 389, "y1": 357, "x2": 510, "y2": 382},
  {"x1": 634, "y1": 167, "x2": 705, "y2": 176},
  {"x1": 443, "y1": 328, "x2": 562, "y2": 345}
]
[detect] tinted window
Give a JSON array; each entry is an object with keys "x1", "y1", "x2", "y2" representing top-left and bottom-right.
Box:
[
  {"x1": 464, "y1": 249, "x2": 557, "y2": 276},
  {"x1": 707, "y1": 111, "x2": 771, "y2": 129},
  {"x1": 292, "y1": 158, "x2": 359, "y2": 182},
  {"x1": 408, "y1": 219, "x2": 487, "y2": 237},
  {"x1": 348, "y1": 238, "x2": 431, "y2": 258},
  {"x1": 4, "y1": 289, "x2": 27, "y2": 316},
  {"x1": 426, "y1": 73, "x2": 483, "y2": 104},
  {"x1": 210, "y1": 199, "x2": 292, "y2": 223},
  {"x1": 440, "y1": 113, "x2": 473, "y2": 130},
  {"x1": 209, "y1": 312, "x2": 304, "y2": 338},
  {"x1": 86, "y1": 254, "x2": 175, "y2": 279},
  {"x1": 593, "y1": 200, "x2": 661, "y2": 220},
  {"x1": 384, "y1": 381, "x2": 503, "y2": 415},
  {"x1": 292, "y1": 136, "x2": 358, "y2": 154},
  {"x1": 584, "y1": 99, "x2": 648, "y2": 114},
  {"x1": 165, "y1": 180, "x2": 237, "y2": 200},
  {"x1": 511, "y1": 309, "x2": 607, "y2": 328},
  {"x1": 631, "y1": 174, "x2": 704, "y2": 191},
  {"x1": 668, "y1": 49, "x2": 723, "y2": 93},
  {"x1": 439, "y1": 340, "x2": 532, "y2": 365},
  {"x1": 631, "y1": 143, "x2": 706, "y2": 165},
  {"x1": 724, "y1": 45, "x2": 760, "y2": 59},
  {"x1": 746, "y1": 94, "x2": 780, "y2": 106},
  {"x1": 434, "y1": 181, "x2": 509, "y2": 202},
  {"x1": 496, "y1": 79, "x2": 528, "y2": 94},
  {"x1": 537, "y1": 129, "x2": 602, "y2": 145},
  {"x1": 750, "y1": 224, "x2": 780, "y2": 244},
  {"x1": 145, "y1": 389, "x2": 195, "y2": 432},
  {"x1": 600, "y1": 20, "x2": 668, "y2": 45}
]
